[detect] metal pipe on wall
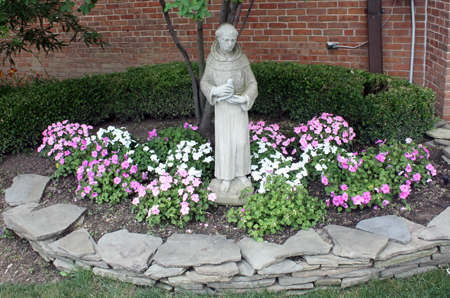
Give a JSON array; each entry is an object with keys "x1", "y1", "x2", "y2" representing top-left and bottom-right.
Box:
[{"x1": 409, "y1": 0, "x2": 416, "y2": 84}]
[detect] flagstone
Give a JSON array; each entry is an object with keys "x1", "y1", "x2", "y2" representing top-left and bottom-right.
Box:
[
  {"x1": 275, "y1": 229, "x2": 333, "y2": 258},
  {"x1": 279, "y1": 275, "x2": 321, "y2": 286},
  {"x1": 194, "y1": 262, "x2": 238, "y2": 277},
  {"x1": 266, "y1": 282, "x2": 314, "y2": 292},
  {"x1": 186, "y1": 271, "x2": 233, "y2": 283},
  {"x1": 435, "y1": 139, "x2": 450, "y2": 146},
  {"x1": 374, "y1": 248, "x2": 437, "y2": 268},
  {"x1": 207, "y1": 278, "x2": 276, "y2": 289},
  {"x1": 418, "y1": 207, "x2": 450, "y2": 241},
  {"x1": 145, "y1": 264, "x2": 187, "y2": 280},
  {"x1": 341, "y1": 275, "x2": 372, "y2": 288},
  {"x1": 257, "y1": 259, "x2": 303, "y2": 276},
  {"x1": 324, "y1": 225, "x2": 389, "y2": 259},
  {"x1": 237, "y1": 238, "x2": 283, "y2": 270},
  {"x1": 394, "y1": 266, "x2": 437, "y2": 279},
  {"x1": 304, "y1": 254, "x2": 371, "y2": 267},
  {"x1": 153, "y1": 234, "x2": 241, "y2": 268},
  {"x1": 53, "y1": 228, "x2": 97, "y2": 259},
  {"x1": 380, "y1": 264, "x2": 418, "y2": 278},
  {"x1": 426, "y1": 128, "x2": 450, "y2": 139},
  {"x1": 355, "y1": 215, "x2": 411, "y2": 244},
  {"x1": 236, "y1": 259, "x2": 255, "y2": 277},
  {"x1": 5, "y1": 174, "x2": 50, "y2": 206}
]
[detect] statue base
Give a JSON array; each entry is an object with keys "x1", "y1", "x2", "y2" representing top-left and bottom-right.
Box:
[{"x1": 208, "y1": 178, "x2": 254, "y2": 206}]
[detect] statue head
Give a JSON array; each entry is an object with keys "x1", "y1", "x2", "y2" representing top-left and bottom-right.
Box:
[{"x1": 216, "y1": 23, "x2": 238, "y2": 53}]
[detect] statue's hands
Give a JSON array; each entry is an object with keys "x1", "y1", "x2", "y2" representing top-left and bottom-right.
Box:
[
  {"x1": 212, "y1": 84, "x2": 234, "y2": 101},
  {"x1": 226, "y1": 95, "x2": 247, "y2": 105}
]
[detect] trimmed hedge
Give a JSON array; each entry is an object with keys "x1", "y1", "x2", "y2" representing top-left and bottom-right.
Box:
[{"x1": 0, "y1": 61, "x2": 436, "y2": 160}]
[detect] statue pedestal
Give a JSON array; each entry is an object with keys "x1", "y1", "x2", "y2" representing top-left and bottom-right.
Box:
[{"x1": 208, "y1": 178, "x2": 254, "y2": 206}]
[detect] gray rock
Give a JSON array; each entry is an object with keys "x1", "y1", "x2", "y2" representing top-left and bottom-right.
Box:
[
  {"x1": 434, "y1": 139, "x2": 450, "y2": 146},
  {"x1": 186, "y1": 271, "x2": 233, "y2": 283},
  {"x1": 5, "y1": 203, "x2": 86, "y2": 241},
  {"x1": 391, "y1": 256, "x2": 431, "y2": 267},
  {"x1": 394, "y1": 266, "x2": 437, "y2": 279},
  {"x1": 145, "y1": 264, "x2": 187, "y2": 280},
  {"x1": 443, "y1": 146, "x2": 450, "y2": 159},
  {"x1": 29, "y1": 240, "x2": 54, "y2": 262},
  {"x1": 374, "y1": 248, "x2": 437, "y2": 268},
  {"x1": 355, "y1": 215, "x2": 411, "y2": 244},
  {"x1": 377, "y1": 218, "x2": 450, "y2": 260},
  {"x1": 155, "y1": 282, "x2": 173, "y2": 291},
  {"x1": 237, "y1": 238, "x2": 283, "y2": 270},
  {"x1": 329, "y1": 267, "x2": 383, "y2": 279},
  {"x1": 208, "y1": 178, "x2": 253, "y2": 206},
  {"x1": 207, "y1": 278, "x2": 276, "y2": 289},
  {"x1": 341, "y1": 275, "x2": 372, "y2": 288},
  {"x1": 325, "y1": 225, "x2": 389, "y2": 259},
  {"x1": 424, "y1": 141, "x2": 436, "y2": 148},
  {"x1": 231, "y1": 274, "x2": 275, "y2": 282},
  {"x1": 442, "y1": 155, "x2": 450, "y2": 164},
  {"x1": 75, "y1": 260, "x2": 92, "y2": 270},
  {"x1": 54, "y1": 258, "x2": 77, "y2": 273},
  {"x1": 418, "y1": 257, "x2": 450, "y2": 267},
  {"x1": 266, "y1": 282, "x2": 314, "y2": 292},
  {"x1": 432, "y1": 252, "x2": 450, "y2": 260},
  {"x1": 279, "y1": 275, "x2": 321, "y2": 285},
  {"x1": 276, "y1": 229, "x2": 333, "y2": 258},
  {"x1": 380, "y1": 265, "x2": 418, "y2": 278},
  {"x1": 315, "y1": 277, "x2": 341, "y2": 286},
  {"x1": 236, "y1": 259, "x2": 255, "y2": 277},
  {"x1": 5, "y1": 174, "x2": 50, "y2": 206},
  {"x1": 3, "y1": 203, "x2": 40, "y2": 238},
  {"x1": 292, "y1": 265, "x2": 368, "y2": 278},
  {"x1": 433, "y1": 120, "x2": 448, "y2": 129},
  {"x1": 93, "y1": 267, "x2": 130, "y2": 283},
  {"x1": 167, "y1": 275, "x2": 202, "y2": 287},
  {"x1": 54, "y1": 228, "x2": 97, "y2": 259},
  {"x1": 81, "y1": 260, "x2": 110, "y2": 269},
  {"x1": 304, "y1": 254, "x2": 371, "y2": 267},
  {"x1": 426, "y1": 128, "x2": 450, "y2": 139},
  {"x1": 97, "y1": 229, "x2": 162, "y2": 273},
  {"x1": 153, "y1": 234, "x2": 241, "y2": 268},
  {"x1": 127, "y1": 276, "x2": 155, "y2": 286},
  {"x1": 297, "y1": 261, "x2": 320, "y2": 271},
  {"x1": 194, "y1": 262, "x2": 238, "y2": 277},
  {"x1": 439, "y1": 245, "x2": 450, "y2": 254},
  {"x1": 257, "y1": 259, "x2": 303, "y2": 276},
  {"x1": 418, "y1": 207, "x2": 450, "y2": 241},
  {"x1": 442, "y1": 124, "x2": 450, "y2": 130}
]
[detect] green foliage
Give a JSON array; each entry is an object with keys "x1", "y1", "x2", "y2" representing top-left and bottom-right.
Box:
[
  {"x1": 228, "y1": 175, "x2": 327, "y2": 242},
  {"x1": 164, "y1": 0, "x2": 212, "y2": 20}
]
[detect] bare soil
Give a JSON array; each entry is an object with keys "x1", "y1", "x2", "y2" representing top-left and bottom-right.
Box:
[{"x1": 1, "y1": 116, "x2": 449, "y2": 284}]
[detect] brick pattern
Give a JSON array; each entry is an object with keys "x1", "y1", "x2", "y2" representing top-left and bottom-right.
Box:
[{"x1": 2, "y1": 0, "x2": 448, "y2": 119}]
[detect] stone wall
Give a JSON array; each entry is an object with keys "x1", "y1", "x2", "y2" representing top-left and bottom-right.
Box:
[{"x1": 2, "y1": 0, "x2": 450, "y2": 120}]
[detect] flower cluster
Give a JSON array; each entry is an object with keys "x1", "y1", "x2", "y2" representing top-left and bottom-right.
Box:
[
  {"x1": 249, "y1": 121, "x2": 295, "y2": 155},
  {"x1": 293, "y1": 113, "x2": 355, "y2": 151}
]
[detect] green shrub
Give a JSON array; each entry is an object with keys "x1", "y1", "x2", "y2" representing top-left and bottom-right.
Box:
[{"x1": 0, "y1": 61, "x2": 436, "y2": 161}]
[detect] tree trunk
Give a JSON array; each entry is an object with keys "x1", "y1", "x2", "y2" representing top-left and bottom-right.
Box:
[
  {"x1": 238, "y1": 0, "x2": 255, "y2": 39},
  {"x1": 234, "y1": 2, "x2": 243, "y2": 28},
  {"x1": 219, "y1": 0, "x2": 230, "y2": 25},
  {"x1": 197, "y1": 20, "x2": 206, "y2": 115},
  {"x1": 228, "y1": 1, "x2": 240, "y2": 25}
]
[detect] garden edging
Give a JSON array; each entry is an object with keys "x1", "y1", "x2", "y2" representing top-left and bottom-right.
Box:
[{"x1": 3, "y1": 174, "x2": 450, "y2": 295}]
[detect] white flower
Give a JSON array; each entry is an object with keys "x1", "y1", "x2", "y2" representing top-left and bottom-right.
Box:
[
  {"x1": 150, "y1": 154, "x2": 159, "y2": 162},
  {"x1": 193, "y1": 152, "x2": 203, "y2": 160},
  {"x1": 187, "y1": 140, "x2": 197, "y2": 147},
  {"x1": 175, "y1": 153, "x2": 182, "y2": 160},
  {"x1": 315, "y1": 164, "x2": 323, "y2": 171},
  {"x1": 127, "y1": 150, "x2": 135, "y2": 155},
  {"x1": 143, "y1": 146, "x2": 149, "y2": 152},
  {"x1": 167, "y1": 155, "x2": 175, "y2": 161},
  {"x1": 147, "y1": 165, "x2": 154, "y2": 172},
  {"x1": 182, "y1": 154, "x2": 189, "y2": 162},
  {"x1": 167, "y1": 163, "x2": 174, "y2": 167},
  {"x1": 405, "y1": 138, "x2": 412, "y2": 144},
  {"x1": 204, "y1": 156, "x2": 214, "y2": 163},
  {"x1": 188, "y1": 167, "x2": 201, "y2": 177}
]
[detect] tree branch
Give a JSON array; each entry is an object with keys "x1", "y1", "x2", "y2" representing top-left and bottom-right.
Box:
[
  {"x1": 234, "y1": 2, "x2": 243, "y2": 28},
  {"x1": 219, "y1": 0, "x2": 230, "y2": 25},
  {"x1": 238, "y1": 0, "x2": 254, "y2": 39},
  {"x1": 227, "y1": 1, "x2": 240, "y2": 25}
]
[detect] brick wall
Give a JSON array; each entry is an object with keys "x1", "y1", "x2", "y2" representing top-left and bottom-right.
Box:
[{"x1": 2, "y1": 0, "x2": 449, "y2": 120}]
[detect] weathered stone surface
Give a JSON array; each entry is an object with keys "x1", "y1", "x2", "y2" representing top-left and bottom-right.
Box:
[
  {"x1": 276, "y1": 229, "x2": 333, "y2": 258},
  {"x1": 443, "y1": 146, "x2": 450, "y2": 159},
  {"x1": 394, "y1": 266, "x2": 437, "y2": 279},
  {"x1": 325, "y1": 225, "x2": 389, "y2": 259},
  {"x1": 75, "y1": 260, "x2": 92, "y2": 270},
  {"x1": 5, "y1": 204, "x2": 86, "y2": 241},
  {"x1": 236, "y1": 259, "x2": 255, "y2": 277},
  {"x1": 315, "y1": 277, "x2": 341, "y2": 286},
  {"x1": 186, "y1": 271, "x2": 233, "y2": 283},
  {"x1": 53, "y1": 228, "x2": 97, "y2": 259},
  {"x1": 298, "y1": 262, "x2": 320, "y2": 271},
  {"x1": 145, "y1": 264, "x2": 187, "y2": 280},
  {"x1": 304, "y1": 254, "x2": 371, "y2": 267},
  {"x1": 174, "y1": 286, "x2": 213, "y2": 294},
  {"x1": 155, "y1": 282, "x2": 173, "y2": 291},
  {"x1": 153, "y1": 234, "x2": 241, "y2": 268},
  {"x1": 355, "y1": 215, "x2": 411, "y2": 244},
  {"x1": 257, "y1": 259, "x2": 303, "y2": 276},
  {"x1": 29, "y1": 240, "x2": 54, "y2": 262},
  {"x1": 433, "y1": 120, "x2": 448, "y2": 129},
  {"x1": 341, "y1": 276, "x2": 372, "y2": 288},
  {"x1": 194, "y1": 262, "x2": 238, "y2": 277},
  {"x1": 419, "y1": 207, "x2": 450, "y2": 241},
  {"x1": 127, "y1": 276, "x2": 155, "y2": 286},
  {"x1": 329, "y1": 267, "x2": 383, "y2": 279},
  {"x1": 207, "y1": 278, "x2": 276, "y2": 289},
  {"x1": 93, "y1": 267, "x2": 129, "y2": 283},
  {"x1": 2, "y1": 203, "x2": 40, "y2": 236},
  {"x1": 237, "y1": 238, "x2": 283, "y2": 270},
  {"x1": 419, "y1": 258, "x2": 450, "y2": 267},
  {"x1": 292, "y1": 266, "x2": 368, "y2": 278},
  {"x1": 424, "y1": 141, "x2": 436, "y2": 148},
  {"x1": 426, "y1": 128, "x2": 450, "y2": 139},
  {"x1": 208, "y1": 178, "x2": 253, "y2": 206},
  {"x1": 380, "y1": 265, "x2": 418, "y2": 278},
  {"x1": 390, "y1": 256, "x2": 431, "y2": 268},
  {"x1": 5, "y1": 174, "x2": 50, "y2": 206},
  {"x1": 231, "y1": 274, "x2": 275, "y2": 282},
  {"x1": 435, "y1": 139, "x2": 450, "y2": 146},
  {"x1": 374, "y1": 248, "x2": 437, "y2": 268},
  {"x1": 377, "y1": 218, "x2": 450, "y2": 260},
  {"x1": 279, "y1": 275, "x2": 321, "y2": 286},
  {"x1": 432, "y1": 252, "x2": 450, "y2": 260},
  {"x1": 97, "y1": 229, "x2": 162, "y2": 273},
  {"x1": 442, "y1": 155, "x2": 450, "y2": 165},
  {"x1": 54, "y1": 258, "x2": 77, "y2": 273},
  {"x1": 439, "y1": 245, "x2": 450, "y2": 254},
  {"x1": 266, "y1": 282, "x2": 314, "y2": 292}
]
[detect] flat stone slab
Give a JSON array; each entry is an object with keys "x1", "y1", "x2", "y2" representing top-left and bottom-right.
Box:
[
  {"x1": 325, "y1": 225, "x2": 389, "y2": 259},
  {"x1": 426, "y1": 128, "x2": 450, "y2": 139},
  {"x1": 207, "y1": 278, "x2": 276, "y2": 289},
  {"x1": 374, "y1": 248, "x2": 437, "y2": 268},
  {"x1": 145, "y1": 264, "x2": 187, "y2": 280},
  {"x1": 186, "y1": 271, "x2": 233, "y2": 283},
  {"x1": 3, "y1": 203, "x2": 40, "y2": 239},
  {"x1": 377, "y1": 218, "x2": 450, "y2": 261},
  {"x1": 52, "y1": 228, "x2": 97, "y2": 259},
  {"x1": 194, "y1": 262, "x2": 239, "y2": 277},
  {"x1": 433, "y1": 120, "x2": 448, "y2": 129},
  {"x1": 443, "y1": 146, "x2": 450, "y2": 159},
  {"x1": 208, "y1": 178, "x2": 253, "y2": 206},
  {"x1": 355, "y1": 215, "x2": 411, "y2": 244},
  {"x1": 341, "y1": 275, "x2": 372, "y2": 288},
  {"x1": 97, "y1": 229, "x2": 162, "y2": 273},
  {"x1": 257, "y1": 259, "x2": 303, "y2": 276},
  {"x1": 418, "y1": 207, "x2": 450, "y2": 241},
  {"x1": 5, "y1": 174, "x2": 51, "y2": 206},
  {"x1": 153, "y1": 234, "x2": 241, "y2": 267},
  {"x1": 304, "y1": 254, "x2": 372, "y2": 267},
  {"x1": 237, "y1": 238, "x2": 283, "y2": 270},
  {"x1": 435, "y1": 139, "x2": 450, "y2": 146},
  {"x1": 276, "y1": 229, "x2": 333, "y2": 258},
  {"x1": 5, "y1": 203, "x2": 86, "y2": 241},
  {"x1": 394, "y1": 266, "x2": 437, "y2": 279},
  {"x1": 236, "y1": 260, "x2": 255, "y2": 277}
]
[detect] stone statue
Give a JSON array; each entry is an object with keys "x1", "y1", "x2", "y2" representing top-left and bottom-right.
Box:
[{"x1": 200, "y1": 23, "x2": 258, "y2": 205}]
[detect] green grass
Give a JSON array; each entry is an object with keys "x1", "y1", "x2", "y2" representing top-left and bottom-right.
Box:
[{"x1": 0, "y1": 267, "x2": 449, "y2": 298}]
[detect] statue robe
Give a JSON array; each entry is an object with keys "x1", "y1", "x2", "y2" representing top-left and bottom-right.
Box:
[{"x1": 200, "y1": 41, "x2": 258, "y2": 181}]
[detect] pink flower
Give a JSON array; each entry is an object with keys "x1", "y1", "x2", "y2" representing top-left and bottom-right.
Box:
[
  {"x1": 352, "y1": 195, "x2": 364, "y2": 205},
  {"x1": 405, "y1": 163, "x2": 412, "y2": 173},
  {"x1": 373, "y1": 206, "x2": 378, "y2": 210},
  {"x1": 375, "y1": 153, "x2": 386, "y2": 163},
  {"x1": 399, "y1": 191, "x2": 409, "y2": 199},
  {"x1": 180, "y1": 201, "x2": 190, "y2": 215},
  {"x1": 185, "y1": 229, "x2": 192, "y2": 234},
  {"x1": 362, "y1": 192, "x2": 371, "y2": 204},
  {"x1": 191, "y1": 194, "x2": 199, "y2": 203},
  {"x1": 122, "y1": 172, "x2": 129, "y2": 178},
  {"x1": 151, "y1": 205, "x2": 160, "y2": 215},
  {"x1": 132, "y1": 197, "x2": 140, "y2": 205},
  {"x1": 91, "y1": 192, "x2": 98, "y2": 198},
  {"x1": 271, "y1": 143, "x2": 277, "y2": 148},
  {"x1": 413, "y1": 173, "x2": 421, "y2": 182},
  {"x1": 83, "y1": 186, "x2": 91, "y2": 194},
  {"x1": 111, "y1": 154, "x2": 119, "y2": 164},
  {"x1": 113, "y1": 177, "x2": 121, "y2": 184},
  {"x1": 91, "y1": 151, "x2": 97, "y2": 158},
  {"x1": 321, "y1": 175, "x2": 329, "y2": 186},
  {"x1": 184, "y1": 122, "x2": 189, "y2": 129},
  {"x1": 326, "y1": 199, "x2": 330, "y2": 207},
  {"x1": 399, "y1": 184, "x2": 410, "y2": 193},
  {"x1": 186, "y1": 185, "x2": 195, "y2": 194},
  {"x1": 208, "y1": 193, "x2": 217, "y2": 202},
  {"x1": 261, "y1": 137, "x2": 268, "y2": 142},
  {"x1": 340, "y1": 184, "x2": 348, "y2": 191},
  {"x1": 382, "y1": 199, "x2": 389, "y2": 206},
  {"x1": 191, "y1": 126, "x2": 198, "y2": 131},
  {"x1": 381, "y1": 184, "x2": 390, "y2": 194}
]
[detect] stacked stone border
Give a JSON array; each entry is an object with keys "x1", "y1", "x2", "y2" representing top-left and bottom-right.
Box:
[{"x1": 3, "y1": 173, "x2": 450, "y2": 295}]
